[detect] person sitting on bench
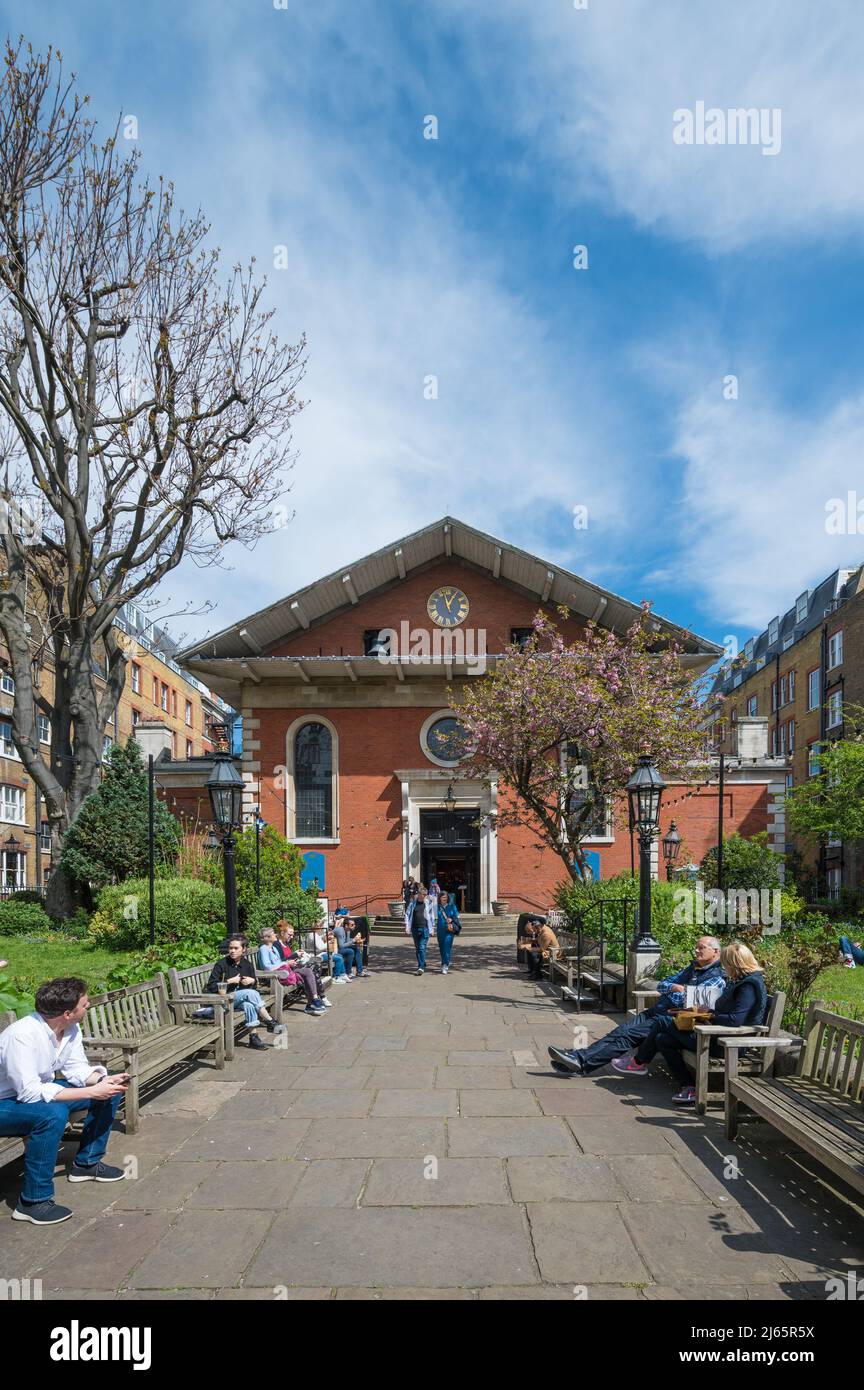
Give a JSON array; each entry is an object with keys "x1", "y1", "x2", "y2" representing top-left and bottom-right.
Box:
[
  {"x1": 617, "y1": 941, "x2": 768, "y2": 1105},
  {"x1": 518, "y1": 917, "x2": 559, "y2": 980},
  {"x1": 258, "y1": 927, "x2": 327, "y2": 1015},
  {"x1": 0, "y1": 977, "x2": 129, "y2": 1226},
  {"x1": 206, "y1": 937, "x2": 285, "y2": 1049},
  {"x1": 547, "y1": 935, "x2": 725, "y2": 1076}
]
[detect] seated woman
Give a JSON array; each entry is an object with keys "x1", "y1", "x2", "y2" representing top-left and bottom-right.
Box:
[
  {"x1": 205, "y1": 936, "x2": 285, "y2": 1050},
  {"x1": 302, "y1": 923, "x2": 350, "y2": 982},
  {"x1": 615, "y1": 941, "x2": 768, "y2": 1106},
  {"x1": 257, "y1": 927, "x2": 327, "y2": 1015}
]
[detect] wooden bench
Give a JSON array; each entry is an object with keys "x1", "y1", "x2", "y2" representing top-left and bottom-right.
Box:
[
  {"x1": 724, "y1": 1000, "x2": 864, "y2": 1197},
  {"x1": 633, "y1": 987, "x2": 786, "y2": 1115},
  {"x1": 81, "y1": 973, "x2": 226, "y2": 1133}
]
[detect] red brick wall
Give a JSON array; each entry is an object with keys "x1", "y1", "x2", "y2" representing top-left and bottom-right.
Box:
[
  {"x1": 269, "y1": 560, "x2": 587, "y2": 658},
  {"x1": 252, "y1": 703, "x2": 772, "y2": 913}
]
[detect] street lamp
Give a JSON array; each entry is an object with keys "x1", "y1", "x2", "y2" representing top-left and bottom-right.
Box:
[
  {"x1": 4, "y1": 833, "x2": 22, "y2": 893},
  {"x1": 254, "y1": 806, "x2": 266, "y2": 894},
  {"x1": 626, "y1": 756, "x2": 666, "y2": 951},
  {"x1": 207, "y1": 746, "x2": 244, "y2": 939},
  {"x1": 662, "y1": 821, "x2": 681, "y2": 880},
  {"x1": 443, "y1": 783, "x2": 457, "y2": 815}
]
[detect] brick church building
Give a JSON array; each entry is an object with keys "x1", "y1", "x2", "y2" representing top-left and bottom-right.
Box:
[{"x1": 180, "y1": 519, "x2": 787, "y2": 915}]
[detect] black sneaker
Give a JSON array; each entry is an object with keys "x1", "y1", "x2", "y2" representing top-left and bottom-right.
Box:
[
  {"x1": 12, "y1": 1199, "x2": 74, "y2": 1224},
  {"x1": 68, "y1": 1160, "x2": 126, "y2": 1183},
  {"x1": 248, "y1": 1032, "x2": 268, "y2": 1050},
  {"x1": 547, "y1": 1046, "x2": 584, "y2": 1075},
  {"x1": 265, "y1": 1019, "x2": 284, "y2": 1034}
]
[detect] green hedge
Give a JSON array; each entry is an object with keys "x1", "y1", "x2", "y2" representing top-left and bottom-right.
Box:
[
  {"x1": 241, "y1": 887, "x2": 323, "y2": 944},
  {"x1": 0, "y1": 901, "x2": 54, "y2": 936},
  {"x1": 89, "y1": 876, "x2": 226, "y2": 953}
]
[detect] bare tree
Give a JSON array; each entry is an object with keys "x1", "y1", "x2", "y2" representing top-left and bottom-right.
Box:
[{"x1": 0, "y1": 40, "x2": 306, "y2": 917}]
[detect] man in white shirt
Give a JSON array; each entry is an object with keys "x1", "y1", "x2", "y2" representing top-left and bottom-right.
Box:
[{"x1": 0, "y1": 977, "x2": 129, "y2": 1225}]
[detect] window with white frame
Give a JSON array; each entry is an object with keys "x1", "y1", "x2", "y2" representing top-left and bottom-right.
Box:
[
  {"x1": 160, "y1": 684, "x2": 169, "y2": 712},
  {"x1": 102, "y1": 735, "x2": 113, "y2": 761},
  {"x1": 0, "y1": 671, "x2": 14, "y2": 695},
  {"x1": 795, "y1": 591, "x2": 809, "y2": 624},
  {"x1": 827, "y1": 692, "x2": 843, "y2": 728},
  {"x1": 132, "y1": 708, "x2": 141, "y2": 726},
  {"x1": 771, "y1": 728, "x2": 778, "y2": 756},
  {"x1": 767, "y1": 618, "x2": 779, "y2": 647},
  {"x1": 827, "y1": 867, "x2": 841, "y2": 901},
  {"x1": 788, "y1": 721, "x2": 795, "y2": 752},
  {"x1": 771, "y1": 681, "x2": 778, "y2": 711},
  {"x1": 1, "y1": 846, "x2": 25, "y2": 889},
  {"x1": 788, "y1": 670, "x2": 795, "y2": 702},
  {"x1": 780, "y1": 675, "x2": 788, "y2": 706},
  {"x1": 40, "y1": 820, "x2": 51, "y2": 852},
  {"x1": 827, "y1": 631, "x2": 843, "y2": 669},
  {"x1": 36, "y1": 713, "x2": 50, "y2": 743},
  {"x1": 0, "y1": 784, "x2": 26, "y2": 824},
  {"x1": 747, "y1": 695, "x2": 757, "y2": 716},
  {"x1": 131, "y1": 663, "x2": 140, "y2": 694},
  {"x1": 293, "y1": 720, "x2": 335, "y2": 838},
  {"x1": 779, "y1": 723, "x2": 786, "y2": 754},
  {"x1": 185, "y1": 700, "x2": 193, "y2": 726},
  {"x1": 0, "y1": 720, "x2": 17, "y2": 759},
  {"x1": 743, "y1": 639, "x2": 754, "y2": 663},
  {"x1": 807, "y1": 743, "x2": 820, "y2": 777},
  {"x1": 785, "y1": 772, "x2": 794, "y2": 790},
  {"x1": 807, "y1": 668, "x2": 819, "y2": 710}
]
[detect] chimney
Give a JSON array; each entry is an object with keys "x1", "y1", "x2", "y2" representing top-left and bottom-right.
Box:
[
  {"x1": 734, "y1": 715, "x2": 769, "y2": 760},
  {"x1": 133, "y1": 720, "x2": 172, "y2": 763}
]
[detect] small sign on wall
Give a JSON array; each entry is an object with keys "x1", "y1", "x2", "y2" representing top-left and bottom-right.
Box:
[
  {"x1": 301, "y1": 850, "x2": 325, "y2": 892},
  {"x1": 574, "y1": 850, "x2": 601, "y2": 881}
]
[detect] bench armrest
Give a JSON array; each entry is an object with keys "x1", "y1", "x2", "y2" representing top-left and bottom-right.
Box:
[
  {"x1": 634, "y1": 990, "x2": 660, "y2": 1010},
  {"x1": 719, "y1": 1035, "x2": 795, "y2": 1050},
  {"x1": 693, "y1": 1024, "x2": 768, "y2": 1036},
  {"x1": 83, "y1": 1035, "x2": 141, "y2": 1051},
  {"x1": 166, "y1": 995, "x2": 229, "y2": 1017}
]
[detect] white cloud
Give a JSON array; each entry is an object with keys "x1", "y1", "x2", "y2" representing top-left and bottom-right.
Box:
[{"x1": 440, "y1": 0, "x2": 864, "y2": 252}]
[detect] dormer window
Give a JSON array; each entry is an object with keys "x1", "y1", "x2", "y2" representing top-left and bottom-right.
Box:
[
  {"x1": 795, "y1": 591, "x2": 809, "y2": 624},
  {"x1": 767, "y1": 617, "x2": 779, "y2": 647}
]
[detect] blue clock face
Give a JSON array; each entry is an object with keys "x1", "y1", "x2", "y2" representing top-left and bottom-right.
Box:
[{"x1": 427, "y1": 586, "x2": 470, "y2": 628}]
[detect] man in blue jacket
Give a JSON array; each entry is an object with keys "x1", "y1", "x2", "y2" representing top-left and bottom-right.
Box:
[{"x1": 547, "y1": 935, "x2": 725, "y2": 1076}]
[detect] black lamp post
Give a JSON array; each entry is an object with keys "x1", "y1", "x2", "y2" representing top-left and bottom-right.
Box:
[
  {"x1": 207, "y1": 744, "x2": 244, "y2": 939},
  {"x1": 4, "y1": 832, "x2": 22, "y2": 892},
  {"x1": 254, "y1": 806, "x2": 266, "y2": 894},
  {"x1": 662, "y1": 821, "x2": 681, "y2": 880},
  {"x1": 626, "y1": 756, "x2": 666, "y2": 951}
]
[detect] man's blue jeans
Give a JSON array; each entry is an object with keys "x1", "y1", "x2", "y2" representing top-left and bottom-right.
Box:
[
  {"x1": 437, "y1": 929, "x2": 455, "y2": 967},
  {"x1": 572, "y1": 1009, "x2": 659, "y2": 1074},
  {"x1": 840, "y1": 935, "x2": 864, "y2": 966},
  {"x1": 339, "y1": 944, "x2": 364, "y2": 975},
  {"x1": 412, "y1": 927, "x2": 429, "y2": 970},
  {"x1": 0, "y1": 1093, "x2": 123, "y2": 1203}
]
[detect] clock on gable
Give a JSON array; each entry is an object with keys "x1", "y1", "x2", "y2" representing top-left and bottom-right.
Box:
[{"x1": 427, "y1": 585, "x2": 470, "y2": 628}]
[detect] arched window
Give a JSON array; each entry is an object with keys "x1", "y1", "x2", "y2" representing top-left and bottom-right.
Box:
[{"x1": 294, "y1": 721, "x2": 334, "y2": 838}]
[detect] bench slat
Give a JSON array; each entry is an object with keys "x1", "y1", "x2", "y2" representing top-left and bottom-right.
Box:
[{"x1": 735, "y1": 1078, "x2": 864, "y2": 1162}]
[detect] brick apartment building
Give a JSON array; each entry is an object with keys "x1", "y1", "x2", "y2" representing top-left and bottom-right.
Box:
[
  {"x1": 180, "y1": 518, "x2": 789, "y2": 915},
  {"x1": 0, "y1": 601, "x2": 232, "y2": 893},
  {"x1": 708, "y1": 563, "x2": 864, "y2": 897}
]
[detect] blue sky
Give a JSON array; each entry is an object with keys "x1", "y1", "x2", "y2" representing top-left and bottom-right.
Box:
[{"x1": 9, "y1": 0, "x2": 864, "y2": 655}]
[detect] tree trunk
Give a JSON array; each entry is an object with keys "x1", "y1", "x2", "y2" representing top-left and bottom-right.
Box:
[{"x1": 44, "y1": 861, "x2": 89, "y2": 922}]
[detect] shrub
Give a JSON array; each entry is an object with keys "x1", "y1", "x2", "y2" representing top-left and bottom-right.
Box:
[
  {"x1": 0, "y1": 901, "x2": 54, "y2": 936},
  {"x1": 554, "y1": 873, "x2": 678, "y2": 966},
  {"x1": 9, "y1": 889, "x2": 47, "y2": 904},
  {"x1": 57, "y1": 907, "x2": 92, "y2": 939},
  {"x1": 92, "y1": 876, "x2": 226, "y2": 952},
  {"x1": 700, "y1": 831, "x2": 782, "y2": 893},
  {"x1": 193, "y1": 824, "x2": 305, "y2": 908},
  {"x1": 0, "y1": 968, "x2": 34, "y2": 1017},
  {"x1": 104, "y1": 939, "x2": 222, "y2": 990},
  {"x1": 746, "y1": 915, "x2": 839, "y2": 1033}
]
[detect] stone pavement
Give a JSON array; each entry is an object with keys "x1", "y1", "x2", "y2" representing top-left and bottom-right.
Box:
[{"x1": 3, "y1": 935, "x2": 863, "y2": 1300}]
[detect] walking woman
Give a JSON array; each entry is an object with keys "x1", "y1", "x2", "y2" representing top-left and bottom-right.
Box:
[
  {"x1": 436, "y1": 890, "x2": 461, "y2": 975},
  {"x1": 405, "y1": 884, "x2": 436, "y2": 976}
]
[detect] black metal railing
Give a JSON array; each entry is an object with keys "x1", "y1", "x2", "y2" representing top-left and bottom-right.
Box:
[{"x1": 568, "y1": 895, "x2": 638, "y2": 1014}]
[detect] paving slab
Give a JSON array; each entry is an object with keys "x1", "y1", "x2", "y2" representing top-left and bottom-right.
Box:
[
  {"x1": 129, "y1": 1207, "x2": 275, "y2": 1288},
  {"x1": 299, "y1": 1117, "x2": 446, "y2": 1159},
  {"x1": 363, "y1": 1157, "x2": 510, "y2": 1206},
  {"x1": 371, "y1": 1089, "x2": 458, "y2": 1117},
  {"x1": 212, "y1": 1090, "x2": 294, "y2": 1122},
  {"x1": 434, "y1": 1066, "x2": 514, "y2": 1089},
  {"x1": 289, "y1": 1158, "x2": 370, "y2": 1208},
  {"x1": 285, "y1": 1090, "x2": 374, "y2": 1118},
  {"x1": 34, "y1": 1210, "x2": 175, "y2": 1289},
  {"x1": 246, "y1": 1207, "x2": 538, "y2": 1288},
  {"x1": 506, "y1": 1155, "x2": 624, "y2": 1203},
  {"x1": 216, "y1": 1287, "x2": 332, "y2": 1300},
  {"x1": 447, "y1": 1117, "x2": 578, "y2": 1158},
  {"x1": 186, "y1": 1159, "x2": 307, "y2": 1208},
  {"x1": 606, "y1": 1154, "x2": 709, "y2": 1204},
  {"x1": 138, "y1": 1078, "x2": 245, "y2": 1119},
  {"x1": 526, "y1": 1202, "x2": 650, "y2": 1284},
  {"x1": 334, "y1": 1286, "x2": 475, "y2": 1299},
  {"x1": 291, "y1": 1066, "x2": 374, "y2": 1090},
  {"x1": 458, "y1": 1090, "x2": 541, "y2": 1116},
  {"x1": 533, "y1": 1086, "x2": 630, "y2": 1117},
  {"x1": 365, "y1": 1064, "x2": 438, "y2": 1089},
  {"x1": 565, "y1": 1117, "x2": 677, "y2": 1156},
  {"x1": 111, "y1": 1160, "x2": 218, "y2": 1210},
  {"x1": 176, "y1": 1118, "x2": 312, "y2": 1161},
  {"x1": 621, "y1": 1202, "x2": 792, "y2": 1284}
]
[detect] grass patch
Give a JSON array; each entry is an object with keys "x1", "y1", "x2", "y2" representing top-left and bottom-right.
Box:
[
  {"x1": 0, "y1": 936, "x2": 135, "y2": 998},
  {"x1": 811, "y1": 961, "x2": 864, "y2": 1021}
]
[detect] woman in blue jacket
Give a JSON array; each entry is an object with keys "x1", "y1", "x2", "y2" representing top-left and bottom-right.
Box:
[
  {"x1": 436, "y1": 890, "x2": 461, "y2": 975},
  {"x1": 651, "y1": 942, "x2": 768, "y2": 1105}
]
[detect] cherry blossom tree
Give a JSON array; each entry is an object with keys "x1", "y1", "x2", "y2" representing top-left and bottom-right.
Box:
[{"x1": 455, "y1": 607, "x2": 709, "y2": 881}]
